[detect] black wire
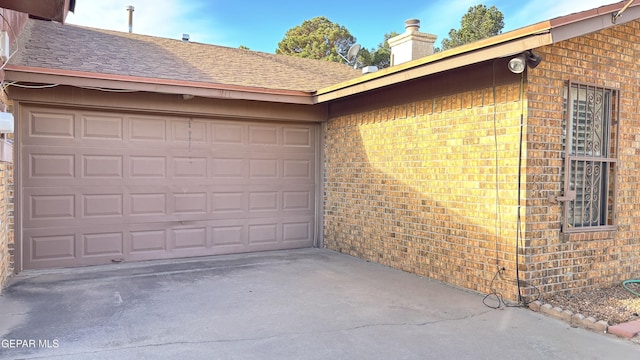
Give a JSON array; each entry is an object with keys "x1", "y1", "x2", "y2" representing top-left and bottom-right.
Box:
[
  {"x1": 515, "y1": 69, "x2": 527, "y2": 304},
  {"x1": 483, "y1": 64, "x2": 540, "y2": 309},
  {"x1": 483, "y1": 268, "x2": 541, "y2": 309}
]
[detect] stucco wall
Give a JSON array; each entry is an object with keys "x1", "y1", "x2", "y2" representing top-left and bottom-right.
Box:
[
  {"x1": 524, "y1": 20, "x2": 640, "y2": 295},
  {"x1": 323, "y1": 61, "x2": 528, "y2": 299}
]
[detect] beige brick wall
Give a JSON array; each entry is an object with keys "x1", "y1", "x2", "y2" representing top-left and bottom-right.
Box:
[
  {"x1": 324, "y1": 20, "x2": 640, "y2": 300},
  {"x1": 0, "y1": 161, "x2": 13, "y2": 292},
  {"x1": 524, "y1": 20, "x2": 640, "y2": 295},
  {"x1": 323, "y1": 62, "x2": 527, "y2": 299}
]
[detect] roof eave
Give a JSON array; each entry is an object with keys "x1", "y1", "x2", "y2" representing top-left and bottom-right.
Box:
[
  {"x1": 316, "y1": 1, "x2": 640, "y2": 103},
  {"x1": 4, "y1": 65, "x2": 316, "y2": 105},
  {"x1": 315, "y1": 23, "x2": 553, "y2": 103},
  {"x1": 314, "y1": 21, "x2": 553, "y2": 103},
  {"x1": 549, "y1": 1, "x2": 640, "y2": 42}
]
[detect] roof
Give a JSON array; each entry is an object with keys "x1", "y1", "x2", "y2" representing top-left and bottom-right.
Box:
[
  {"x1": 316, "y1": 0, "x2": 640, "y2": 102},
  {"x1": 5, "y1": 2, "x2": 640, "y2": 105},
  {"x1": 6, "y1": 19, "x2": 361, "y2": 103}
]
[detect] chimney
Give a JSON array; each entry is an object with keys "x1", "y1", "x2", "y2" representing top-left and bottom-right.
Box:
[
  {"x1": 182, "y1": 34, "x2": 190, "y2": 42},
  {"x1": 126, "y1": 5, "x2": 134, "y2": 33},
  {"x1": 388, "y1": 19, "x2": 437, "y2": 66}
]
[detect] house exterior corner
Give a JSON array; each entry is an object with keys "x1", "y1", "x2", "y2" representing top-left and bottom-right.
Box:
[
  {"x1": 323, "y1": 60, "x2": 527, "y2": 300},
  {"x1": 323, "y1": 17, "x2": 640, "y2": 300},
  {"x1": 523, "y1": 19, "x2": 640, "y2": 296}
]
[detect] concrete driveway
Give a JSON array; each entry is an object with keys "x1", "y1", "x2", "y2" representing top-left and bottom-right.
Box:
[{"x1": 0, "y1": 248, "x2": 638, "y2": 360}]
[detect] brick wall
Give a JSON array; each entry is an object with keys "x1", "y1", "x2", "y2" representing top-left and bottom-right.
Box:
[
  {"x1": 524, "y1": 20, "x2": 640, "y2": 295},
  {"x1": 0, "y1": 8, "x2": 23, "y2": 291},
  {"x1": 0, "y1": 162, "x2": 13, "y2": 292},
  {"x1": 323, "y1": 61, "x2": 528, "y2": 299},
  {"x1": 324, "y1": 20, "x2": 640, "y2": 300}
]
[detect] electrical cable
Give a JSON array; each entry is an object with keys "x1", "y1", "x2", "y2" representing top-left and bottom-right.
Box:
[
  {"x1": 3, "y1": 82, "x2": 59, "y2": 89},
  {"x1": 491, "y1": 59, "x2": 502, "y2": 272},
  {"x1": 515, "y1": 70, "x2": 525, "y2": 303},
  {"x1": 483, "y1": 267, "x2": 541, "y2": 309},
  {"x1": 77, "y1": 86, "x2": 138, "y2": 93},
  {"x1": 482, "y1": 59, "x2": 541, "y2": 309},
  {"x1": 0, "y1": 11, "x2": 19, "y2": 71}
]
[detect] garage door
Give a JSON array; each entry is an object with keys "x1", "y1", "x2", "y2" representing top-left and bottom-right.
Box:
[{"x1": 20, "y1": 106, "x2": 317, "y2": 269}]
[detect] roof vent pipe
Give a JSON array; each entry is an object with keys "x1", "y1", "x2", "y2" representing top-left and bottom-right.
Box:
[
  {"x1": 405, "y1": 18, "x2": 420, "y2": 32},
  {"x1": 126, "y1": 5, "x2": 134, "y2": 33},
  {"x1": 182, "y1": 34, "x2": 190, "y2": 42}
]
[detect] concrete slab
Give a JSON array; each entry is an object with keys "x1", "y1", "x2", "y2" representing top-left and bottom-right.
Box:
[{"x1": 0, "y1": 248, "x2": 639, "y2": 359}]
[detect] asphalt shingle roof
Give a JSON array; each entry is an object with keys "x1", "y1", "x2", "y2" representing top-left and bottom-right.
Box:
[{"x1": 10, "y1": 19, "x2": 362, "y2": 92}]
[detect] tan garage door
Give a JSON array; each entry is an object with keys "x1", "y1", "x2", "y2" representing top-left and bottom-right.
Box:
[{"x1": 20, "y1": 106, "x2": 317, "y2": 269}]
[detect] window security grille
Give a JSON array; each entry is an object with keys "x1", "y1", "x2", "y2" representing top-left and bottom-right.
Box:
[{"x1": 561, "y1": 82, "x2": 619, "y2": 232}]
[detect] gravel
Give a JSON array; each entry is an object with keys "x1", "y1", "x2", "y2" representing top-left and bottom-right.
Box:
[{"x1": 543, "y1": 282, "x2": 640, "y2": 325}]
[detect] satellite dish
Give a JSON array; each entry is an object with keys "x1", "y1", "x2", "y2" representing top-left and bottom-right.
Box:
[{"x1": 340, "y1": 44, "x2": 361, "y2": 68}]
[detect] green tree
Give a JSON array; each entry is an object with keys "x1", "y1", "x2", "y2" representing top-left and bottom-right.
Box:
[
  {"x1": 357, "y1": 32, "x2": 398, "y2": 69},
  {"x1": 439, "y1": 4, "x2": 504, "y2": 51},
  {"x1": 371, "y1": 32, "x2": 398, "y2": 69},
  {"x1": 276, "y1": 16, "x2": 356, "y2": 62}
]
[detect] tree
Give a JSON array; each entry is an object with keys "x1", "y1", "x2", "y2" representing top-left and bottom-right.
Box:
[
  {"x1": 276, "y1": 16, "x2": 356, "y2": 62},
  {"x1": 439, "y1": 5, "x2": 504, "y2": 51},
  {"x1": 370, "y1": 32, "x2": 398, "y2": 69},
  {"x1": 357, "y1": 32, "x2": 398, "y2": 69}
]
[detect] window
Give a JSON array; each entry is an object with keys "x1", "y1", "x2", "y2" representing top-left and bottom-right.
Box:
[{"x1": 561, "y1": 81, "x2": 619, "y2": 232}]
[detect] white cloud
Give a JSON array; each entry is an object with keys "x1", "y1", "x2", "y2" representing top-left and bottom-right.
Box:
[{"x1": 66, "y1": 0, "x2": 224, "y2": 44}]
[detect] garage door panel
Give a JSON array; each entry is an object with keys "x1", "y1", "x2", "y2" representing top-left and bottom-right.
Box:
[
  {"x1": 211, "y1": 122, "x2": 245, "y2": 145},
  {"x1": 211, "y1": 191, "x2": 246, "y2": 213},
  {"x1": 83, "y1": 232, "x2": 124, "y2": 257},
  {"x1": 283, "y1": 127, "x2": 312, "y2": 148},
  {"x1": 28, "y1": 111, "x2": 76, "y2": 140},
  {"x1": 128, "y1": 117, "x2": 167, "y2": 142},
  {"x1": 172, "y1": 192, "x2": 208, "y2": 214},
  {"x1": 211, "y1": 157, "x2": 247, "y2": 179},
  {"x1": 82, "y1": 114, "x2": 124, "y2": 140},
  {"x1": 29, "y1": 153, "x2": 75, "y2": 178},
  {"x1": 30, "y1": 233, "x2": 76, "y2": 260},
  {"x1": 172, "y1": 119, "x2": 207, "y2": 144},
  {"x1": 83, "y1": 194, "x2": 124, "y2": 218},
  {"x1": 130, "y1": 192, "x2": 168, "y2": 216},
  {"x1": 20, "y1": 106, "x2": 317, "y2": 269},
  {"x1": 83, "y1": 154, "x2": 124, "y2": 178},
  {"x1": 248, "y1": 223, "x2": 278, "y2": 244},
  {"x1": 248, "y1": 125, "x2": 279, "y2": 145},
  {"x1": 283, "y1": 221, "x2": 313, "y2": 243},
  {"x1": 171, "y1": 227, "x2": 207, "y2": 250},
  {"x1": 28, "y1": 193, "x2": 76, "y2": 221},
  {"x1": 211, "y1": 224, "x2": 245, "y2": 247},
  {"x1": 130, "y1": 229, "x2": 168, "y2": 253},
  {"x1": 129, "y1": 155, "x2": 167, "y2": 178},
  {"x1": 173, "y1": 157, "x2": 208, "y2": 178}
]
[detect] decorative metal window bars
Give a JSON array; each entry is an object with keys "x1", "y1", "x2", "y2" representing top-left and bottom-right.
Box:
[{"x1": 561, "y1": 81, "x2": 619, "y2": 232}]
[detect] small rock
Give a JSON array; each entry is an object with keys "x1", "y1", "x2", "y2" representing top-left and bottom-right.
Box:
[
  {"x1": 540, "y1": 303, "x2": 554, "y2": 314},
  {"x1": 529, "y1": 300, "x2": 542, "y2": 312}
]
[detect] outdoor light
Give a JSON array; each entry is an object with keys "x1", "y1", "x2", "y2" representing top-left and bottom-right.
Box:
[
  {"x1": 508, "y1": 50, "x2": 543, "y2": 74},
  {"x1": 508, "y1": 55, "x2": 527, "y2": 73}
]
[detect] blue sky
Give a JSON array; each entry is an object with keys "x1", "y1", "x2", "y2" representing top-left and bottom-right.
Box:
[{"x1": 66, "y1": 0, "x2": 619, "y2": 53}]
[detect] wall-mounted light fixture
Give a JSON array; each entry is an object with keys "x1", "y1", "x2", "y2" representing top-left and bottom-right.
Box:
[{"x1": 508, "y1": 50, "x2": 543, "y2": 74}]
